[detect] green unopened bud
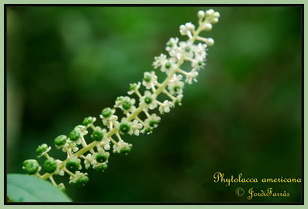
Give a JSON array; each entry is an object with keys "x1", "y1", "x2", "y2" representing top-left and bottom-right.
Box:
[
  {"x1": 74, "y1": 176, "x2": 89, "y2": 187},
  {"x1": 23, "y1": 159, "x2": 40, "y2": 174},
  {"x1": 36, "y1": 144, "x2": 49, "y2": 156},
  {"x1": 66, "y1": 159, "x2": 80, "y2": 172},
  {"x1": 43, "y1": 158, "x2": 57, "y2": 173},
  {"x1": 119, "y1": 123, "x2": 131, "y2": 134},
  {"x1": 82, "y1": 116, "x2": 94, "y2": 126},
  {"x1": 92, "y1": 129, "x2": 104, "y2": 141},
  {"x1": 54, "y1": 135, "x2": 67, "y2": 147},
  {"x1": 101, "y1": 108, "x2": 112, "y2": 118},
  {"x1": 69, "y1": 129, "x2": 80, "y2": 141}
]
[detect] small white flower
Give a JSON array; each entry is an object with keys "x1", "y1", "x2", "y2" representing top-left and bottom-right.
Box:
[
  {"x1": 179, "y1": 41, "x2": 194, "y2": 58},
  {"x1": 191, "y1": 57, "x2": 206, "y2": 70},
  {"x1": 168, "y1": 74, "x2": 184, "y2": 95},
  {"x1": 69, "y1": 171, "x2": 87, "y2": 184},
  {"x1": 83, "y1": 153, "x2": 93, "y2": 169},
  {"x1": 62, "y1": 140, "x2": 79, "y2": 153},
  {"x1": 159, "y1": 100, "x2": 173, "y2": 114},
  {"x1": 160, "y1": 58, "x2": 177, "y2": 74},
  {"x1": 153, "y1": 54, "x2": 167, "y2": 69},
  {"x1": 140, "y1": 90, "x2": 158, "y2": 110},
  {"x1": 142, "y1": 71, "x2": 158, "y2": 89},
  {"x1": 129, "y1": 120, "x2": 143, "y2": 136},
  {"x1": 185, "y1": 71, "x2": 199, "y2": 84},
  {"x1": 193, "y1": 43, "x2": 207, "y2": 60},
  {"x1": 166, "y1": 37, "x2": 179, "y2": 51},
  {"x1": 145, "y1": 114, "x2": 161, "y2": 128},
  {"x1": 173, "y1": 94, "x2": 184, "y2": 106},
  {"x1": 113, "y1": 140, "x2": 132, "y2": 154},
  {"x1": 114, "y1": 96, "x2": 136, "y2": 114}
]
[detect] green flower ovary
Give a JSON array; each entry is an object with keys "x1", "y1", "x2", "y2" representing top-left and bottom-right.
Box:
[
  {"x1": 119, "y1": 123, "x2": 131, "y2": 134},
  {"x1": 43, "y1": 158, "x2": 57, "y2": 173},
  {"x1": 91, "y1": 129, "x2": 104, "y2": 141},
  {"x1": 23, "y1": 159, "x2": 40, "y2": 175},
  {"x1": 54, "y1": 135, "x2": 67, "y2": 147}
]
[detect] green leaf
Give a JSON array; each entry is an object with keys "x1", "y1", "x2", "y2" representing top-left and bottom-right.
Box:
[{"x1": 7, "y1": 173, "x2": 72, "y2": 202}]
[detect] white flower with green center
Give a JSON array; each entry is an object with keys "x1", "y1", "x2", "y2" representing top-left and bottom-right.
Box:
[
  {"x1": 113, "y1": 140, "x2": 132, "y2": 154},
  {"x1": 142, "y1": 71, "x2": 158, "y2": 89},
  {"x1": 179, "y1": 41, "x2": 194, "y2": 58},
  {"x1": 145, "y1": 113, "x2": 161, "y2": 129},
  {"x1": 153, "y1": 54, "x2": 167, "y2": 69},
  {"x1": 128, "y1": 82, "x2": 141, "y2": 95},
  {"x1": 160, "y1": 58, "x2": 176, "y2": 74},
  {"x1": 140, "y1": 90, "x2": 158, "y2": 110},
  {"x1": 166, "y1": 37, "x2": 179, "y2": 51},
  {"x1": 168, "y1": 74, "x2": 185, "y2": 95}
]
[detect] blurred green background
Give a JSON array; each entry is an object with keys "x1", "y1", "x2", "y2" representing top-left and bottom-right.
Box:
[{"x1": 7, "y1": 6, "x2": 302, "y2": 203}]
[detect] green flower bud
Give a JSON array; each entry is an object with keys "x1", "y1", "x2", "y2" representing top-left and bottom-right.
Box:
[
  {"x1": 54, "y1": 135, "x2": 67, "y2": 147},
  {"x1": 101, "y1": 108, "x2": 112, "y2": 118},
  {"x1": 119, "y1": 123, "x2": 131, "y2": 134},
  {"x1": 36, "y1": 144, "x2": 48, "y2": 156},
  {"x1": 95, "y1": 153, "x2": 109, "y2": 163},
  {"x1": 23, "y1": 159, "x2": 40, "y2": 175},
  {"x1": 122, "y1": 100, "x2": 131, "y2": 110},
  {"x1": 82, "y1": 116, "x2": 94, "y2": 126},
  {"x1": 66, "y1": 159, "x2": 80, "y2": 172},
  {"x1": 95, "y1": 163, "x2": 108, "y2": 172},
  {"x1": 69, "y1": 129, "x2": 80, "y2": 141},
  {"x1": 144, "y1": 96, "x2": 152, "y2": 104},
  {"x1": 74, "y1": 176, "x2": 89, "y2": 187},
  {"x1": 43, "y1": 158, "x2": 57, "y2": 173},
  {"x1": 185, "y1": 46, "x2": 191, "y2": 52},
  {"x1": 91, "y1": 129, "x2": 104, "y2": 141}
]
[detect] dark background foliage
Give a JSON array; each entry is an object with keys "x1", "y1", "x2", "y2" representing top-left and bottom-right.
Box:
[{"x1": 7, "y1": 6, "x2": 302, "y2": 203}]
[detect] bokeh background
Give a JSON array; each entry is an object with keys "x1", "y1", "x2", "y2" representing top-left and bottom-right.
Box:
[{"x1": 6, "y1": 6, "x2": 302, "y2": 203}]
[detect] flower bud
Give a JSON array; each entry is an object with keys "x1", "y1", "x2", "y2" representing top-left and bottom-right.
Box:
[{"x1": 198, "y1": 10, "x2": 205, "y2": 19}]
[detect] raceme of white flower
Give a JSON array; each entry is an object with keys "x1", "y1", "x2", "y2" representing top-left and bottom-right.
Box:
[{"x1": 22, "y1": 9, "x2": 220, "y2": 190}]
